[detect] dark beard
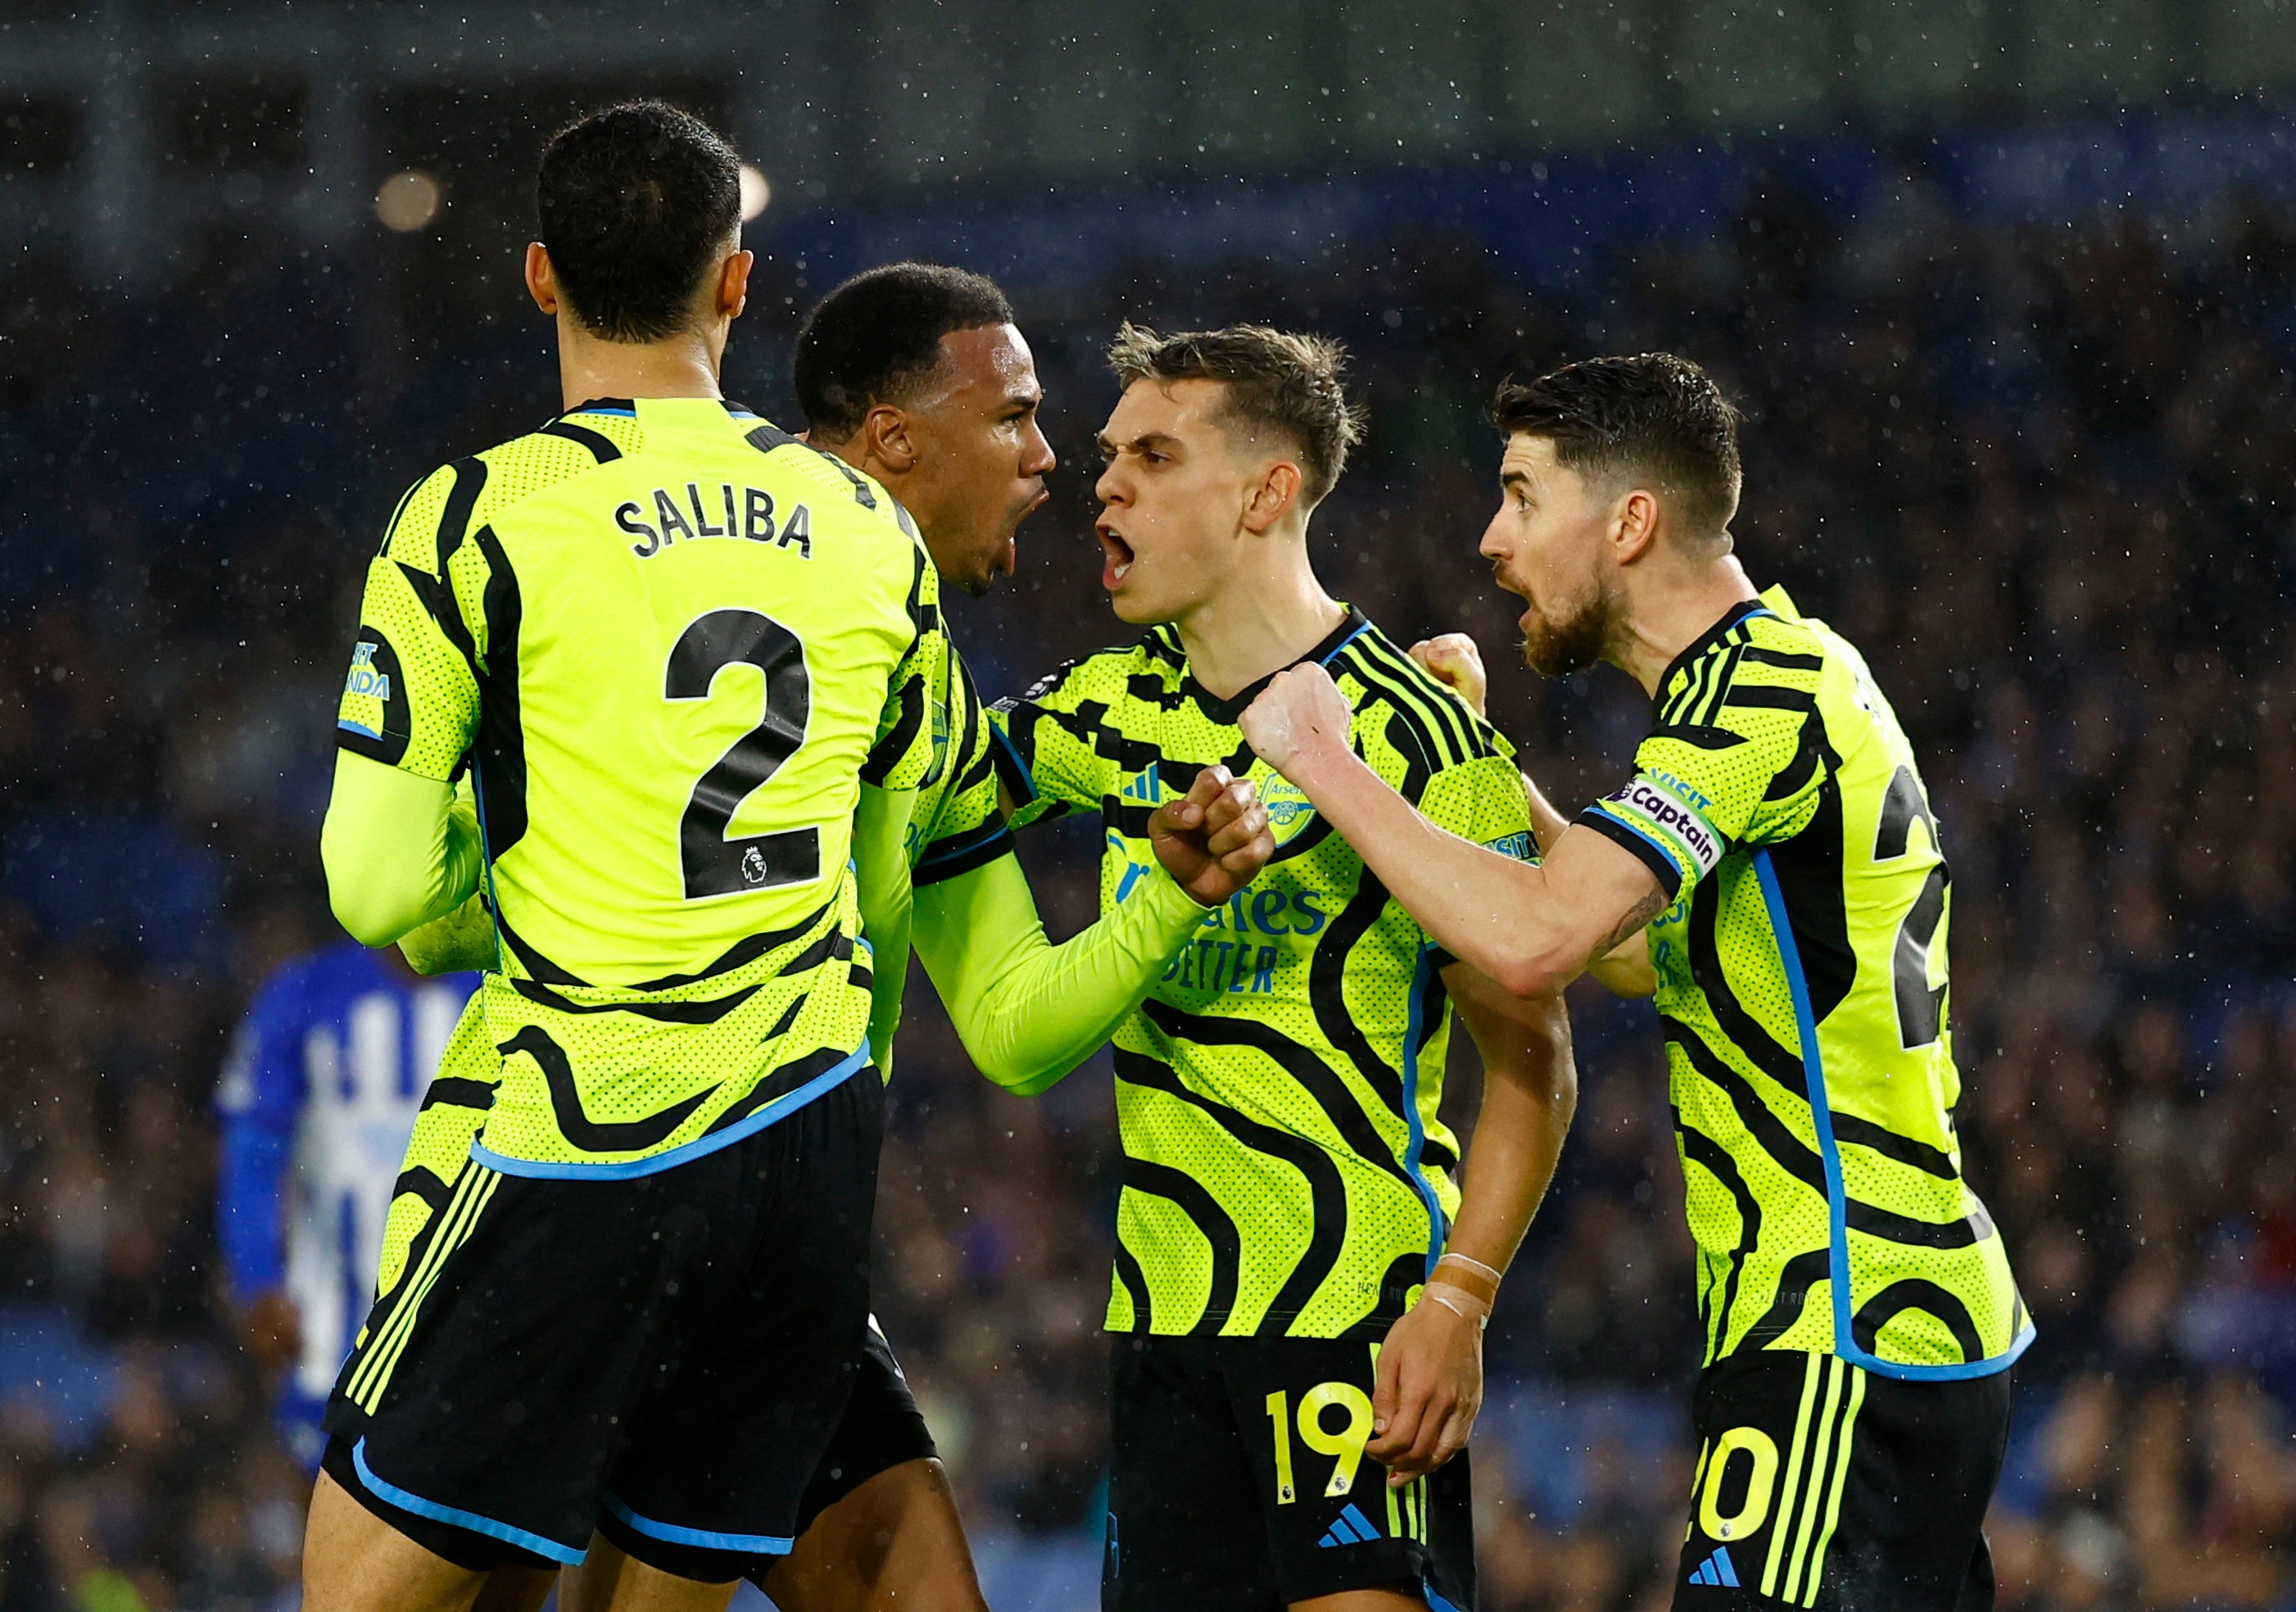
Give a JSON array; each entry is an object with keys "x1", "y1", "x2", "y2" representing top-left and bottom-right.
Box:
[{"x1": 1522, "y1": 594, "x2": 1609, "y2": 677}]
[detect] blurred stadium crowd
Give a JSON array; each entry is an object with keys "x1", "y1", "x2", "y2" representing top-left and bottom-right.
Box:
[{"x1": 2, "y1": 120, "x2": 2295, "y2": 1612}]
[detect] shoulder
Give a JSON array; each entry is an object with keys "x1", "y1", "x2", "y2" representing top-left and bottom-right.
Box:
[
  {"x1": 1648, "y1": 600, "x2": 1827, "y2": 749},
  {"x1": 999, "y1": 629, "x2": 1177, "y2": 717},
  {"x1": 1329, "y1": 625, "x2": 1514, "y2": 787}
]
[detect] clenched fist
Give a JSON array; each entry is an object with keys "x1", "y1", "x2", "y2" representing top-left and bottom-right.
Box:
[
  {"x1": 1237, "y1": 663, "x2": 1354, "y2": 780},
  {"x1": 1409, "y1": 633, "x2": 1488, "y2": 719},
  {"x1": 1148, "y1": 765, "x2": 1275, "y2": 906}
]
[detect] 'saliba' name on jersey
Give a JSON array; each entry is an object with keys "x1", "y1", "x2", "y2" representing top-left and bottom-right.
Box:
[
  {"x1": 615, "y1": 482, "x2": 815, "y2": 559},
  {"x1": 334, "y1": 398, "x2": 949, "y2": 1175}
]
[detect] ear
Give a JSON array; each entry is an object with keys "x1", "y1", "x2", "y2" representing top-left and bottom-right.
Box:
[
  {"x1": 1610, "y1": 487, "x2": 1662, "y2": 566},
  {"x1": 525, "y1": 243, "x2": 559, "y2": 316},
  {"x1": 1241, "y1": 460, "x2": 1303, "y2": 536},
  {"x1": 716, "y1": 248, "x2": 754, "y2": 321},
  {"x1": 861, "y1": 403, "x2": 918, "y2": 475}
]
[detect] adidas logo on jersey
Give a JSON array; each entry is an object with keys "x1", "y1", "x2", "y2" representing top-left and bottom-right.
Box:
[
  {"x1": 1316, "y1": 1503, "x2": 1382, "y2": 1549},
  {"x1": 1687, "y1": 1546, "x2": 1741, "y2": 1587},
  {"x1": 1120, "y1": 768, "x2": 1163, "y2": 803}
]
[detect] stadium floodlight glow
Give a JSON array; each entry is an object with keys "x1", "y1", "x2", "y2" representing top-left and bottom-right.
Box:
[
  {"x1": 739, "y1": 163, "x2": 771, "y2": 221},
  {"x1": 375, "y1": 170, "x2": 444, "y2": 232}
]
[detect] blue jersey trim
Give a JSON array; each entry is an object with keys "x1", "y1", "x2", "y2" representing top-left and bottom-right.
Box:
[
  {"x1": 601, "y1": 1492, "x2": 793, "y2": 1556},
  {"x1": 573, "y1": 405, "x2": 639, "y2": 417},
  {"x1": 1751, "y1": 854, "x2": 2026, "y2": 1382},
  {"x1": 336, "y1": 718, "x2": 384, "y2": 740},
  {"x1": 987, "y1": 718, "x2": 1039, "y2": 805},
  {"x1": 352, "y1": 1439, "x2": 585, "y2": 1564},
  {"x1": 1583, "y1": 804, "x2": 1691, "y2": 884},
  {"x1": 1399, "y1": 944, "x2": 1450, "y2": 1279},
  {"x1": 1851, "y1": 1321, "x2": 2036, "y2": 1380},
  {"x1": 471, "y1": 1040, "x2": 870, "y2": 1180},
  {"x1": 1317, "y1": 621, "x2": 1372, "y2": 666}
]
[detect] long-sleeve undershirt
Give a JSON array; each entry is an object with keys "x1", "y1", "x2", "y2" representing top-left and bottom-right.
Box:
[{"x1": 319, "y1": 751, "x2": 484, "y2": 949}]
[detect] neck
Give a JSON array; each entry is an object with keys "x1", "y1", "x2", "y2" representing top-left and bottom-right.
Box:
[
  {"x1": 555, "y1": 320, "x2": 723, "y2": 412},
  {"x1": 1611, "y1": 552, "x2": 1761, "y2": 696},
  {"x1": 1174, "y1": 530, "x2": 1346, "y2": 700}
]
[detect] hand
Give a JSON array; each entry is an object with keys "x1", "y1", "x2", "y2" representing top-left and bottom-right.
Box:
[
  {"x1": 239, "y1": 1290, "x2": 303, "y2": 1376},
  {"x1": 1148, "y1": 765, "x2": 1275, "y2": 907},
  {"x1": 1237, "y1": 664, "x2": 1353, "y2": 779},
  {"x1": 1367, "y1": 1285, "x2": 1483, "y2": 1486},
  {"x1": 1410, "y1": 633, "x2": 1488, "y2": 718}
]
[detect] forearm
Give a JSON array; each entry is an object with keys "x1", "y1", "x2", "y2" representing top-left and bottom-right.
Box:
[
  {"x1": 914, "y1": 854, "x2": 1207, "y2": 1095},
  {"x1": 1443, "y1": 989, "x2": 1577, "y2": 1277},
  {"x1": 320, "y1": 752, "x2": 484, "y2": 947},
  {"x1": 1288, "y1": 746, "x2": 1582, "y2": 996}
]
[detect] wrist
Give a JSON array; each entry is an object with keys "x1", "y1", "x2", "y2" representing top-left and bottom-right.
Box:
[
  {"x1": 1420, "y1": 1280, "x2": 1491, "y2": 1331},
  {"x1": 1141, "y1": 864, "x2": 1219, "y2": 921},
  {"x1": 1280, "y1": 731, "x2": 1354, "y2": 797},
  {"x1": 1433, "y1": 1252, "x2": 1503, "y2": 1308}
]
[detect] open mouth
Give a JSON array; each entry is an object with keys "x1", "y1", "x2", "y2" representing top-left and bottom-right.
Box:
[{"x1": 1099, "y1": 527, "x2": 1134, "y2": 589}]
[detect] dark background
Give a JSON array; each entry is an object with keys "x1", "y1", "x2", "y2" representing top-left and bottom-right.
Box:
[{"x1": 2, "y1": 5, "x2": 2294, "y2": 1608}]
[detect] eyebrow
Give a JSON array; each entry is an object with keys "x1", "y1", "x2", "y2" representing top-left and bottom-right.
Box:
[
  {"x1": 1098, "y1": 430, "x2": 1182, "y2": 457},
  {"x1": 1501, "y1": 469, "x2": 1533, "y2": 493}
]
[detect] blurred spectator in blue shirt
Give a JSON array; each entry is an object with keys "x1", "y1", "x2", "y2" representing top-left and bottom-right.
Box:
[{"x1": 212, "y1": 942, "x2": 478, "y2": 1467}]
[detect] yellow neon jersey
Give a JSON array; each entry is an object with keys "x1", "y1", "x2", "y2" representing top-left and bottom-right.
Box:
[{"x1": 335, "y1": 397, "x2": 948, "y2": 1176}]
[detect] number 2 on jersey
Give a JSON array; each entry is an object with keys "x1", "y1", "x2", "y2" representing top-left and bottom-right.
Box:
[{"x1": 663, "y1": 609, "x2": 817, "y2": 899}]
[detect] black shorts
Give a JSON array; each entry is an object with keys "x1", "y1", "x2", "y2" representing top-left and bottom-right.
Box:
[
  {"x1": 322, "y1": 1066, "x2": 883, "y2": 1582},
  {"x1": 1105, "y1": 1334, "x2": 1474, "y2": 1611},
  {"x1": 1673, "y1": 1350, "x2": 2011, "y2": 1612},
  {"x1": 792, "y1": 1316, "x2": 940, "y2": 1536}
]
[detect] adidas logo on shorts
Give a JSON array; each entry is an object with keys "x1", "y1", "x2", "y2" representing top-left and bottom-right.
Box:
[{"x1": 1687, "y1": 1545, "x2": 1741, "y2": 1587}]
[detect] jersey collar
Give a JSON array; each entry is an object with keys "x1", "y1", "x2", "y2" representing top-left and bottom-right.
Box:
[
  {"x1": 1183, "y1": 604, "x2": 1371, "y2": 726},
  {"x1": 1650, "y1": 595, "x2": 1768, "y2": 720},
  {"x1": 557, "y1": 396, "x2": 766, "y2": 423}
]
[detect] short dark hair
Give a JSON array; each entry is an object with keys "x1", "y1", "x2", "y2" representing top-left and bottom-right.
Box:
[
  {"x1": 1490, "y1": 354, "x2": 1743, "y2": 538},
  {"x1": 1106, "y1": 321, "x2": 1366, "y2": 506},
  {"x1": 794, "y1": 263, "x2": 1016, "y2": 440},
  {"x1": 537, "y1": 102, "x2": 741, "y2": 342}
]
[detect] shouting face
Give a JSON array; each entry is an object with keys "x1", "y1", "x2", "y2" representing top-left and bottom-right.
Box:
[
  {"x1": 1479, "y1": 432, "x2": 1619, "y2": 677},
  {"x1": 894, "y1": 323, "x2": 1055, "y2": 595},
  {"x1": 1094, "y1": 377, "x2": 1271, "y2": 627}
]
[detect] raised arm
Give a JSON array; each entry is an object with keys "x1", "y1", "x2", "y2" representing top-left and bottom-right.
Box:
[
  {"x1": 895, "y1": 766, "x2": 1273, "y2": 1094},
  {"x1": 1409, "y1": 633, "x2": 1655, "y2": 998},
  {"x1": 1239, "y1": 663, "x2": 1665, "y2": 1000}
]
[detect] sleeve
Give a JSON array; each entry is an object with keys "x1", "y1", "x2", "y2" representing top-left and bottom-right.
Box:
[
  {"x1": 213, "y1": 978, "x2": 306, "y2": 1306},
  {"x1": 863, "y1": 546, "x2": 955, "y2": 795},
  {"x1": 912, "y1": 852, "x2": 1207, "y2": 1095},
  {"x1": 988, "y1": 659, "x2": 1121, "y2": 831},
  {"x1": 336, "y1": 464, "x2": 488, "y2": 783},
  {"x1": 320, "y1": 752, "x2": 487, "y2": 946},
  {"x1": 1575, "y1": 658, "x2": 1826, "y2": 903},
  {"x1": 850, "y1": 781, "x2": 921, "y2": 1085},
  {"x1": 913, "y1": 653, "x2": 1015, "y2": 887}
]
